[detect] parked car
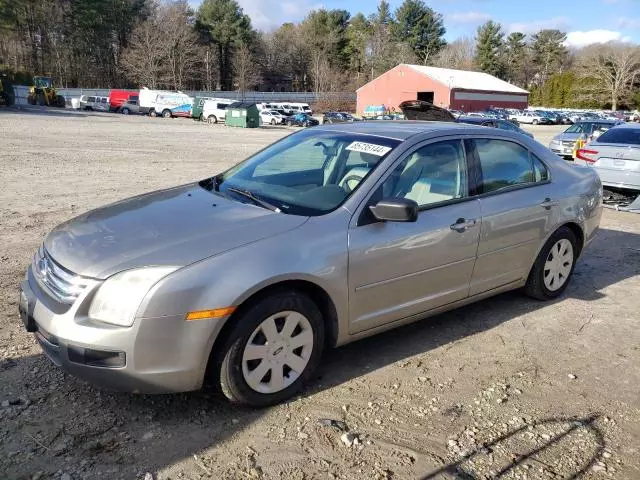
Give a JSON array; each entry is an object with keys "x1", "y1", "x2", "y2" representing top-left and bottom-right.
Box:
[
  {"x1": 286, "y1": 113, "x2": 319, "y2": 127},
  {"x1": 456, "y1": 116, "x2": 534, "y2": 138},
  {"x1": 202, "y1": 99, "x2": 234, "y2": 124},
  {"x1": 79, "y1": 95, "x2": 109, "y2": 111},
  {"x1": 575, "y1": 124, "x2": 640, "y2": 194},
  {"x1": 260, "y1": 110, "x2": 286, "y2": 125},
  {"x1": 548, "y1": 120, "x2": 623, "y2": 159},
  {"x1": 323, "y1": 112, "x2": 359, "y2": 124},
  {"x1": 516, "y1": 111, "x2": 551, "y2": 125},
  {"x1": 120, "y1": 96, "x2": 140, "y2": 115},
  {"x1": 108, "y1": 89, "x2": 138, "y2": 112},
  {"x1": 288, "y1": 103, "x2": 313, "y2": 115},
  {"x1": 19, "y1": 122, "x2": 602, "y2": 407}
]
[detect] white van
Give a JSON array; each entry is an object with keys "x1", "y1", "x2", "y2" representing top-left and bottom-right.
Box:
[
  {"x1": 202, "y1": 98, "x2": 235, "y2": 123},
  {"x1": 153, "y1": 92, "x2": 193, "y2": 118},
  {"x1": 288, "y1": 103, "x2": 313, "y2": 115}
]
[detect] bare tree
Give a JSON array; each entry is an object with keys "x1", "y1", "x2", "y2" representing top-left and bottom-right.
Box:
[
  {"x1": 120, "y1": 17, "x2": 166, "y2": 88},
  {"x1": 160, "y1": 1, "x2": 201, "y2": 90},
  {"x1": 433, "y1": 37, "x2": 475, "y2": 70},
  {"x1": 232, "y1": 42, "x2": 260, "y2": 98},
  {"x1": 578, "y1": 43, "x2": 640, "y2": 110}
]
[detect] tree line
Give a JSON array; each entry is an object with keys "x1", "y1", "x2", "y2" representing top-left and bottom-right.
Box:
[{"x1": 1, "y1": 0, "x2": 639, "y2": 109}]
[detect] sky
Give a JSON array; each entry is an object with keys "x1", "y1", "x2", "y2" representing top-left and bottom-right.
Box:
[{"x1": 189, "y1": 0, "x2": 640, "y2": 48}]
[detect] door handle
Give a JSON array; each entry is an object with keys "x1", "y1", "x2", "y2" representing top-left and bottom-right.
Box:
[
  {"x1": 540, "y1": 198, "x2": 559, "y2": 209},
  {"x1": 450, "y1": 218, "x2": 477, "y2": 232}
]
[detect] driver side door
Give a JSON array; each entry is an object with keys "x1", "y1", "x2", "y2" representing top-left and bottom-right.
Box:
[{"x1": 348, "y1": 139, "x2": 481, "y2": 334}]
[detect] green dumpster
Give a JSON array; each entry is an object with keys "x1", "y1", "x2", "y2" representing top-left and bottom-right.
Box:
[
  {"x1": 191, "y1": 96, "x2": 216, "y2": 120},
  {"x1": 224, "y1": 102, "x2": 260, "y2": 128}
]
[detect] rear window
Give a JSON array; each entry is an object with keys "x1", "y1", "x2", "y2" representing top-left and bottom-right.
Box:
[{"x1": 596, "y1": 128, "x2": 640, "y2": 145}]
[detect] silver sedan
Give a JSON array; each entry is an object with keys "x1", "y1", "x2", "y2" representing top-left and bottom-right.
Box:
[
  {"x1": 574, "y1": 123, "x2": 640, "y2": 193},
  {"x1": 19, "y1": 122, "x2": 603, "y2": 406}
]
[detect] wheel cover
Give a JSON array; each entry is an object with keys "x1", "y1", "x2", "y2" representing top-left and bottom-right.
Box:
[
  {"x1": 242, "y1": 310, "x2": 314, "y2": 394},
  {"x1": 543, "y1": 239, "x2": 574, "y2": 291}
]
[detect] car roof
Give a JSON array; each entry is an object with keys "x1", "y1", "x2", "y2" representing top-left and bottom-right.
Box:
[
  {"x1": 575, "y1": 119, "x2": 618, "y2": 124},
  {"x1": 315, "y1": 120, "x2": 483, "y2": 140}
]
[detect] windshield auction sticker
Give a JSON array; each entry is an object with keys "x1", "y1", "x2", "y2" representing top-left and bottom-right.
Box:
[{"x1": 346, "y1": 141, "x2": 392, "y2": 156}]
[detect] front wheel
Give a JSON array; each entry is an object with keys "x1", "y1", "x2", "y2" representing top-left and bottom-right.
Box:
[
  {"x1": 216, "y1": 290, "x2": 325, "y2": 407},
  {"x1": 271, "y1": 119, "x2": 276, "y2": 125},
  {"x1": 121, "y1": 108, "x2": 130, "y2": 115},
  {"x1": 286, "y1": 120, "x2": 292, "y2": 126},
  {"x1": 162, "y1": 109, "x2": 172, "y2": 118},
  {"x1": 532, "y1": 119, "x2": 539, "y2": 125},
  {"x1": 524, "y1": 226, "x2": 578, "y2": 300},
  {"x1": 208, "y1": 115, "x2": 217, "y2": 124}
]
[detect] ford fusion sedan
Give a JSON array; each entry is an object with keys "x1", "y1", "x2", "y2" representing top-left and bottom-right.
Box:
[{"x1": 19, "y1": 122, "x2": 602, "y2": 407}]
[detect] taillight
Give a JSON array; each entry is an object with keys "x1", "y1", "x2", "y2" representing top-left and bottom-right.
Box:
[{"x1": 576, "y1": 148, "x2": 598, "y2": 163}]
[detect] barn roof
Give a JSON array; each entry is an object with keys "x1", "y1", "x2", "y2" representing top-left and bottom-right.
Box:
[{"x1": 405, "y1": 65, "x2": 529, "y2": 94}]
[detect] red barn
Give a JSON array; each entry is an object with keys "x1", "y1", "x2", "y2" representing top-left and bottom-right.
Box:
[{"x1": 356, "y1": 64, "x2": 528, "y2": 114}]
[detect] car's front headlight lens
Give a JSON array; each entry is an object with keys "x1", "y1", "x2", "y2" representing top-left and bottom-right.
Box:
[{"x1": 88, "y1": 267, "x2": 177, "y2": 327}]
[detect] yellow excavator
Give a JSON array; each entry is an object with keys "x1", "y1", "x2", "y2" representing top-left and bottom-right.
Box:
[
  {"x1": 27, "y1": 76, "x2": 66, "y2": 107},
  {"x1": 0, "y1": 74, "x2": 15, "y2": 106}
]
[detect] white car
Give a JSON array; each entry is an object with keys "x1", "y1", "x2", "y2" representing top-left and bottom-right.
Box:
[
  {"x1": 260, "y1": 110, "x2": 285, "y2": 125},
  {"x1": 516, "y1": 111, "x2": 548, "y2": 125},
  {"x1": 202, "y1": 99, "x2": 234, "y2": 123}
]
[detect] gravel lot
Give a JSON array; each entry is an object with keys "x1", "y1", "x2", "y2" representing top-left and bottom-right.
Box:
[{"x1": 1, "y1": 108, "x2": 639, "y2": 480}]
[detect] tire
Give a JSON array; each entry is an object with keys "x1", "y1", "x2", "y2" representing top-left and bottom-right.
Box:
[
  {"x1": 162, "y1": 109, "x2": 172, "y2": 118},
  {"x1": 271, "y1": 119, "x2": 276, "y2": 125},
  {"x1": 37, "y1": 93, "x2": 45, "y2": 106},
  {"x1": 56, "y1": 95, "x2": 66, "y2": 108},
  {"x1": 121, "y1": 108, "x2": 130, "y2": 115},
  {"x1": 286, "y1": 120, "x2": 292, "y2": 126},
  {"x1": 149, "y1": 110, "x2": 157, "y2": 117},
  {"x1": 524, "y1": 226, "x2": 578, "y2": 301},
  {"x1": 532, "y1": 119, "x2": 538, "y2": 125},
  {"x1": 216, "y1": 290, "x2": 325, "y2": 407},
  {"x1": 208, "y1": 115, "x2": 218, "y2": 124}
]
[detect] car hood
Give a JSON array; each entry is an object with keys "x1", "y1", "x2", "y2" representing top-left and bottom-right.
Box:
[
  {"x1": 44, "y1": 183, "x2": 308, "y2": 279},
  {"x1": 553, "y1": 132, "x2": 579, "y2": 142}
]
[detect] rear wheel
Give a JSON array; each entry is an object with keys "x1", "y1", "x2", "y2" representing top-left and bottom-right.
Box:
[
  {"x1": 286, "y1": 120, "x2": 292, "y2": 126},
  {"x1": 56, "y1": 95, "x2": 66, "y2": 108},
  {"x1": 162, "y1": 109, "x2": 172, "y2": 118},
  {"x1": 207, "y1": 115, "x2": 217, "y2": 124},
  {"x1": 271, "y1": 119, "x2": 276, "y2": 125},
  {"x1": 149, "y1": 110, "x2": 157, "y2": 117},
  {"x1": 122, "y1": 107, "x2": 130, "y2": 115},
  {"x1": 216, "y1": 290, "x2": 325, "y2": 407},
  {"x1": 524, "y1": 227, "x2": 578, "y2": 300},
  {"x1": 532, "y1": 119, "x2": 539, "y2": 125}
]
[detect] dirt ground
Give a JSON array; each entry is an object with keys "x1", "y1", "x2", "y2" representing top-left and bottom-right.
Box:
[{"x1": 1, "y1": 108, "x2": 639, "y2": 480}]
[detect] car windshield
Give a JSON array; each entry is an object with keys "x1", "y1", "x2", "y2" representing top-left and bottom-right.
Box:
[
  {"x1": 596, "y1": 127, "x2": 640, "y2": 145},
  {"x1": 204, "y1": 130, "x2": 400, "y2": 216}
]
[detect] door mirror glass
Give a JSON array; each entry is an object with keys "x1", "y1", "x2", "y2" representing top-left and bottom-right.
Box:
[{"x1": 370, "y1": 198, "x2": 418, "y2": 222}]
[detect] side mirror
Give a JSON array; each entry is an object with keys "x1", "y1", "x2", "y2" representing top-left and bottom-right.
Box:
[{"x1": 369, "y1": 198, "x2": 419, "y2": 222}]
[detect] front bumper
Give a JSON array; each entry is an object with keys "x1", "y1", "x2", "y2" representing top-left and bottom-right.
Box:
[{"x1": 19, "y1": 266, "x2": 225, "y2": 394}]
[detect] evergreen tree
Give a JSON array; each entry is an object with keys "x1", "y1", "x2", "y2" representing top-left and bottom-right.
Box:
[
  {"x1": 475, "y1": 21, "x2": 505, "y2": 78},
  {"x1": 196, "y1": 0, "x2": 255, "y2": 90},
  {"x1": 393, "y1": 0, "x2": 446, "y2": 64}
]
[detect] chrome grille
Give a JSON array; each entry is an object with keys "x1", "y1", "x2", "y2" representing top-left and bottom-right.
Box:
[
  {"x1": 34, "y1": 247, "x2": 89, "y2": 304},
  {"x1": 562, "y1": 141, "x2": 575, "y2": 147}
]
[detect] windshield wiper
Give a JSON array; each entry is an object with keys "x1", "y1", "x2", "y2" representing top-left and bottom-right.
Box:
[{"x1": 226, "y1": 187, "x2": 280, "y2": 212}]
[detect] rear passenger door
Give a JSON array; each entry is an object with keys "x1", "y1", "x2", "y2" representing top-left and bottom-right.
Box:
[{"x1": 469, "y1": 138, "x2": 555, "y2": 295}]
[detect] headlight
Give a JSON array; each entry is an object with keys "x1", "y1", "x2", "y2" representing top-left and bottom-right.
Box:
[
  {"x1": 88, "y1": 267, "x2": 177, "y2": 327},
  {"x1": 550, "y1": 139, "x2": 560, "y2": 146}
]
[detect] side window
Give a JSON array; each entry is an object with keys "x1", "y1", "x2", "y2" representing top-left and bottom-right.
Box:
[
  {"x1": 475, "y1": 139, "x2": 542, "y2": 193},
  {"x1": 379, "y1": 140, "x2": 468, "y2": 208},
  {"x1": 532, "y1": 154, "x2": 549, "y2": 182}
]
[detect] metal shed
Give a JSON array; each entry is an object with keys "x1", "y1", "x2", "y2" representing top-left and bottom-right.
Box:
[{"x1": 224, "y1": 102, "x2": 260, "y2": 128}]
